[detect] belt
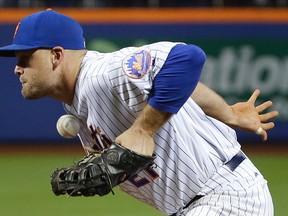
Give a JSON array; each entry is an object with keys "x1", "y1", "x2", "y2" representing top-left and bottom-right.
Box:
[
  {"x1": 170, "y1": 195, "x2": 203, "y2": 216},
  {"x1": 225, "y1": 151, "x2": 246, "y2": 171},
  {"x1": 170, "y1": 151, "x2": 246, "y2": 216}
]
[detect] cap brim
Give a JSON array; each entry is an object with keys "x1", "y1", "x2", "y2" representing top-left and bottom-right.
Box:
[{"x1": 0, "y1": 44, "x2": 41, "y2": 57}]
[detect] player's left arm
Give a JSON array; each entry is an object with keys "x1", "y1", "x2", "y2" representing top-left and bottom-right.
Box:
[{"x1": 191, "y1": 82, "x2": 279, "y2": 141}]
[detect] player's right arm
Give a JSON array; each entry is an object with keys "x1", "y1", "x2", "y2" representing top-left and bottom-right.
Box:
[
  {"x1": 115, "y1": 104, "x2": 171, "y2": 156},
  {"x1": 191, "y1": 82, "x2": 279, "y2": 141}
]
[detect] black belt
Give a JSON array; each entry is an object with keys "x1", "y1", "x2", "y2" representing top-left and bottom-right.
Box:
[
  {"x1": 170, "y1": 151, "x2": 246, "y2": 216},
  {"x1": 225, "y1": 151, "x2": 246, "y2": 171},
  {"x1": 170, "y1": 195, "x2": 203, "y2": 216},
  {"x1": 183, "y1": 195, "x2": 203, "y2": 210}
]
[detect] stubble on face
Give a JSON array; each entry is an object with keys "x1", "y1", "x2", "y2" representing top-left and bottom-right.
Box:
[
  {"x1": 17, "y1": 49, "x2": 55, "y2": 100},
  {"x1": 21, "y1": 74, "x2": 46, "y2": 99}
]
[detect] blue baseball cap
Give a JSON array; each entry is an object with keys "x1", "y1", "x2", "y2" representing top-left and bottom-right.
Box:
[{"x1": 0, "y1": 9, "x2": 86, "y2": 57}]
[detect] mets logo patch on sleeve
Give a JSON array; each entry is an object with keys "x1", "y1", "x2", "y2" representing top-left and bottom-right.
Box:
[{"x1": 122, "y1": 50, "x2": 151, "y2": 79}]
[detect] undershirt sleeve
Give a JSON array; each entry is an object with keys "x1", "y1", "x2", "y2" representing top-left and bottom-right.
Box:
[{"x1": 148, "y1": 44, "x2": 206, "y2": 114}]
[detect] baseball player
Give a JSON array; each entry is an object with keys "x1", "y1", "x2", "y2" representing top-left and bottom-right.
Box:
[{"x1": 0, "y1": 10, "x2": 278, "y2": 216}]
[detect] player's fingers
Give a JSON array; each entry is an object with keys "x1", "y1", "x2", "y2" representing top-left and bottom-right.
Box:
[
  {"x1": 259, "y1": 111, "x2": 279, "y2": 122},
  {"x1": 255, "y1": 126, "x2": 268, "y2": 141},
  {"x1": 255, "y1": 101, "x2": 273, "y2": 113},
  {"x1": 248, "y1": 89, "x2": 260, "y2": 104},
  {"x1": 261, "y1": 131, "x2": 268, "y2": 141},
  {"x1": 261, "y1": 122, "x2": 275, "y2": 131},
  {"x1": 258, "y1": 122, "x2": 276, "y2": 141}
]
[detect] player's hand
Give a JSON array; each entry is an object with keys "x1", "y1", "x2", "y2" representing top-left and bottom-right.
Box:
[{"x1": 230, "y1": 89, "x2": 278, "y2": 141}]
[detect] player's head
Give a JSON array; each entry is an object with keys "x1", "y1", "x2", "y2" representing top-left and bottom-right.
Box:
[{"x1": 0, "y1": 9, "x2": 86, "y2": 57}]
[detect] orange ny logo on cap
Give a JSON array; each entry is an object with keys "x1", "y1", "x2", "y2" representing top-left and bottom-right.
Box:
[{"x1": 13, "y1": 22, "x2": 20, "y2": 39}]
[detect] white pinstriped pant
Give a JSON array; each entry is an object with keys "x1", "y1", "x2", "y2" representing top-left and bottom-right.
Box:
[{"x1": 180, "y1": 158, "x2": 274, "y2": 216}]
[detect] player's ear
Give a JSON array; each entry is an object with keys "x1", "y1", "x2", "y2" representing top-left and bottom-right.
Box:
[{"x1": 51, "y1": 46, "x2": 65, "y2": 68}]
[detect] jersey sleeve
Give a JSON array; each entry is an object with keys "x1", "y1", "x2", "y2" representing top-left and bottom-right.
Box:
[
  {"x1": 108, "y1": 42, "x2": 178, "y2": 114},
  {"x1": 148, "y1": 44, "x2": 206, "y2": 114},
  {"x1": 108, "y1": 42, "x2": 205, "y2": 114}
]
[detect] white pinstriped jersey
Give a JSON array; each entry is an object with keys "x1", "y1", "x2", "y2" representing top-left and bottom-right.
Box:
[{"x1": 64, "y1": 42, "x2": 242, "y2": 214}]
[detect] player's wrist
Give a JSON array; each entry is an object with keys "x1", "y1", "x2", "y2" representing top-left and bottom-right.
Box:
[
  {"x1": 222, "y1": 106, "x2": 239, "y2": 129},
  {"x1": 116, "y1": 127, "x2": 155, "y2": 156}
]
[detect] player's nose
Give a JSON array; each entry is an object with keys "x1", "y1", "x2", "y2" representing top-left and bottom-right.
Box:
[{"x1": 14, "y1": 65, "x2": 24, "y2": 76}]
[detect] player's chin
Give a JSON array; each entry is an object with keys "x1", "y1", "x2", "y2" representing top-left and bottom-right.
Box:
[{"x1": 21, "y1": 89, "x2": 44, "y2": 100}]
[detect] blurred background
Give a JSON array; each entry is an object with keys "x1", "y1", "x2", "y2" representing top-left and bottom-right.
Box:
[
  {"x1": 0, "y1": 0, "x2": 288, "y2": 7},
  {"x1": 0, "y1": 1, "x2": 287, "y2": 216}
]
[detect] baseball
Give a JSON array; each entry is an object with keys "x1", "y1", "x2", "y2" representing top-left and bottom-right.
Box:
[{"x1": 56, "y1": 114, "x2": 80, "y2": 138}]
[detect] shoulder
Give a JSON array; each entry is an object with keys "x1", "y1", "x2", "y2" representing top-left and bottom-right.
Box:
[{"x1": 114, "y1": 42, "x2": 180, "y2": 56}]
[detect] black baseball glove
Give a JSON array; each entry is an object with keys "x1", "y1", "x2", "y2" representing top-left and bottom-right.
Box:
[{"x1": 51, "y1": 142, "x2": 156, "y2": 197}]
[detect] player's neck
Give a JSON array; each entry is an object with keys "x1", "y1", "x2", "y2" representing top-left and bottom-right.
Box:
[{"x1": 54, "y1": 50, "x2": 87, "y2": 105}]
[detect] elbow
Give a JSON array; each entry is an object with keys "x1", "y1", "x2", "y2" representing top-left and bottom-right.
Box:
[
  {"x1": 187, "y1": 44, "x2": 206, "y2": 71},
  {"x1": 184, "y1": 44, "x2": 206, "y2": 84}
]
